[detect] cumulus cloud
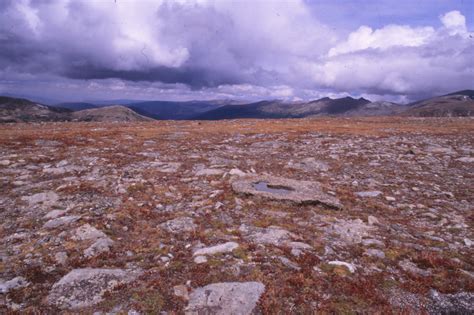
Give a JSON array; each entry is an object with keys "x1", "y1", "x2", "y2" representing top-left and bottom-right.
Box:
[
  {"x1": 0, "y1": 0, "x2": 472, "y2": 101},
  {"x1": 305, "y1": 10, "x2": 473, "y2": 99}
]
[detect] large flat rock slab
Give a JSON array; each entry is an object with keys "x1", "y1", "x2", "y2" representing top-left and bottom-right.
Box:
[
  {"x1": 185, "y1": 281, "x2": 265, "y2": 315},
  {"x1": 47, "y1": 268, "x2": 141, "y2": 309},
  {"x1": 232, "y1": 175, "x2": 342, "y2": 209}
]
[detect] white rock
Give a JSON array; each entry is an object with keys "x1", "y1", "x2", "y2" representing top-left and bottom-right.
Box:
[
  {"x1": 356, "y1": 191, "x2": 382, "y2": 198},
  {"x1": 229, "y1": 168, "x2": 246, "y2": 177},
  {"x1": 464, "y1": 238, "x2": 472, "y2": 247},
  {"x1": 193, "y1": 256, "x2": 208, "y2": 264},
  {"x1": 328, "y1": 261, "x2": 356, "y2": 273},
  {"x1": 193, "y1": 242, "x2": 239, "y2": 257}
]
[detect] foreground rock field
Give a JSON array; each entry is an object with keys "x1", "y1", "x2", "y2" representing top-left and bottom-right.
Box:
[{"x1": 1, "y1": 117, "x2": 473, "y2": 313}]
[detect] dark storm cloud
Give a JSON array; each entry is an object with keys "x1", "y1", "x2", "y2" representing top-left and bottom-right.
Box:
[
  {"x1": 0, "y1": 0, "x2": 472, "y2": 101},
  {"x1": 63, "y1": 64, "x2": 241, "y2": 88}
]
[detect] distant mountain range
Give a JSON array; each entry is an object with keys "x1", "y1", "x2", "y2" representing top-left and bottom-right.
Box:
[{"x1": 1, "y1": 90, "x2": 473, "y2": 122}]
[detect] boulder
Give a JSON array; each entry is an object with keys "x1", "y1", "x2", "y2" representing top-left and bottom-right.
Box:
[
  {"x1": 185, "y1": 282, "x2": 265, "y2": 315},
  {"x1": 232, "y1": 175, "x2": 342, "y2": 209},
  {"x1": 47, "y1": 268, "x2": 141, "y2": 309}
]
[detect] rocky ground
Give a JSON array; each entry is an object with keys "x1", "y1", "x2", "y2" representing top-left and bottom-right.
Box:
[{"x1": 0, "y1": 117, "x2": 473, "y2": 314}]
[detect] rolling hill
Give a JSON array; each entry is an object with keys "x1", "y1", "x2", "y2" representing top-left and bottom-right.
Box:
[
  {"x1": 71, "y1": 105, "x2": 154, "y2": 122},
  {"x1": 0, "y1": 96, "x2": 72, "y2": 123},
  {"x1": 403, "y1": 90, "x2": 474, "y2": 117}
]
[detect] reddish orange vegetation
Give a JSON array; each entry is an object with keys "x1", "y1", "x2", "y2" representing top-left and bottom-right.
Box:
[{"x1": 0, "y1": 117, "x2": 472, "y2": 313}]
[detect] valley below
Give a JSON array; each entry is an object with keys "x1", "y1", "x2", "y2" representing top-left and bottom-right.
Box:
[{"x1": 1, "y1": 117, "x2": 473, "y2": 313}]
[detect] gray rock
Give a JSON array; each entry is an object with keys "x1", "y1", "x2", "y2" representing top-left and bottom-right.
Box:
[
  {"x1": 356, "y1": 191, "x2": 382, "y2": 198},
  {"x1": 0, "y1": 276, "x2": 29, "y2": 294},
  {"x1": 174, "y1": 285, "x2": 189, "y2": 300},
  {"x1": 44, "y1": 210, "x2": 67, "y2": 220},
  {"x1": 84, "y1": 237, "x2": 114, "y2": 258},
  {"x1": 232, "y1": 174, "x2": 342, "y2": 209},
  {"x1": 48, "y1": 268, "x2": 141, "y2": 309},
  {"x1": 367, "y1": 215, "x2": 379, "y2": 226},
  {"x1": 287, "y1": 158, "x2": 329, "y2": 172},
  {"x1": 239, "y1": 224, "x2": 295, "y2": 246},
  {"x1": 193, "y1": 256, "x2": 208, "y2": 264},
  {"x1": 328, "y1": 261, "x2": 356, "y2": 273},
  {"x1": 326, "y1": 219, "x2": 374, "y2": 244},
  {"x1": 193, "y1": 242, "x2": 239, "y2": 257},
  {"x1": 54, "y1": 252, "x2": 68, "y2": 265},
  {"x1": 160, "y1": 217, "x2": 197, "y2": 233},
  {"x1": 229, "y1": 168, "x2": 246, "y2": 177},
  {"x1": 72, "y1": 224, "x2": 107, "y2": 241},
  {"x1": 185, "y1": 282, "x2": 265, "y2": 315},
  {"x1": 399, "y1": 259, "x2": 431, "y2": 277},
  {"x1": 277, "y1": 256, "x2": 301, "y2": 271},
  {"x1": 150, "y1": 161, "x2": 181, "y2": 173},
  {"x1": 0, "y1": 159, "x2": 11, "y2": 166},
  {"x1": 23, "y1": 191, "x2": 59, "y2": 206},
  {"x1": 195, "y1": 168, "x2": 224, "y2": 176},
  {"x1": 456, "y1": 157, "x2": 474, "y2": 163},
  {"x1": 364, "y1": 248, "x2": 385, "y2": 259},
  {"x1": 43, "y1": 215, "x2": 81, "y2": 229},
  {"x1": 427, "y1": 290, "x2": 474, "y2": 314}
]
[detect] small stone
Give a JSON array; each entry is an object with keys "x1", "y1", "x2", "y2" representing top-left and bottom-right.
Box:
[
  {"x1": 84, "y1": 237, "x2": 114, "y2": 258},
  {"x1": 54, "y1": 252, "x2": 68, "y2": 265},
  {"x1": 43, "y1": 215, "x2": 80, "y2": 229},
  {"x1": 193, "y1": 256, "x2": 208, "y2": 264},
  {"x1": 368, "y1": 215, "x2": 379, "y2": 226},
  {"x1": 160, "y1": 217, "x2": 197, "y2": 233},
  {"x1": 44, "y1": 210, "x2": 67, "y2": 220},
  {"x1": 173, "y1": 285, "x2": 189, "y2": 300},
  {"x1": 385, "y1": 196, "x2": 396, "y2": 201},
  {"x1": 229, "y1": 168, "x2": 246, "y2": 177},
  {"x1": 399, "y1": 259, "x2": 431, "y2": 277},
  {"x1": 195, "y1": 168, "x2": 224, "y2": 176},
  {"x1": 193, "y1": 242, "x2": 239, "y2": 257},
  {"x1": 464, "y1": 238, "x2": 472, "y2": 247},
  {"x1": 356, "y1": 191, "x2": 382, "y2": 198},
  {"x1": 277, "y1": 256, "x2": 301, "y2": 271},
  {"x1": 456, "y1": 157, "x2": 474, "y2": 163},
  {"x1": 0, "y1": 159, "x2": 11, "y2": 166},
  {"x1": 72, "y1": 224, "x2": 107, "y2": 241},
  {"x1": 328, "y1": 261, "x2": 356, "y2": 273},
  {"x1": 364, "y1": 248, "x2": 385, "y2": 259}
]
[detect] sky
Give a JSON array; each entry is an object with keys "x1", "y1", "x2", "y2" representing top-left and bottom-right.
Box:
[{"x1": 0, "y1": 0, "x2": 472, "y2": 103}]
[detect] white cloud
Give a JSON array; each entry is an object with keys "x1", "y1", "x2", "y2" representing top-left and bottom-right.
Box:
[
  {"x1": 328, "y1": 25, "x2": 435, "y2": 57},
  {"x1": 440, "y1": 10, "x2": 467, "y2": 36}
]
